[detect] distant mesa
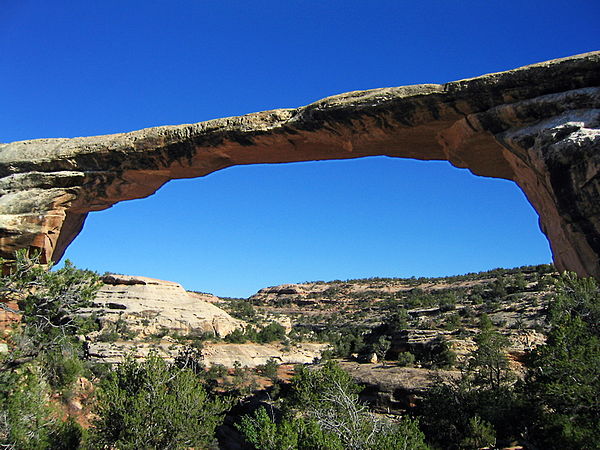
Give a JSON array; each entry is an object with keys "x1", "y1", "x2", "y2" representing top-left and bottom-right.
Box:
[{"x1": 0, "y1": 52, "x2": 599, "y2": 278}]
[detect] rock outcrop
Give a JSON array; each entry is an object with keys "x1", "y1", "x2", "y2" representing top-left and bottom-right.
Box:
[
  {"x1": 87, "y1": 340, "x2": 329, "y2": 367},
  {"x1": 82, "y1": 274, "x2": 329, "y2": 366},
  {"x1": 338, "y1": 362, "x2": 459, "y2": 410},
  {"x1": 200, "y1": 342, "x2": 329, "y2": 368},
  {"x1": 0, "y1": 300, "x2": 20, "y2": 333},
  {"x1": 1, "y1": 52, "x2": 599, "y2": 277},
  {"x1": 89, "y1": 274, "x2": 243, "y2": 337}
]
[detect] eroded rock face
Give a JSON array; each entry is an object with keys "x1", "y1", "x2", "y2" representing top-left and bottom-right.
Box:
[
  {"x1": 199, "y1": 342, "x2": 329, "y2": 368},
  {"x1": 87, "y1": 340, "x2": 329, "y2": 367},
  {"x1": 338, "y1": 362, "x2": 459, "y2": 410},
  {"x1": 1, "y1": 52, "x2": 599, "y2": 277},
  {"x1": 89, "y1": 274, "x2": 243, "y2": 337}
]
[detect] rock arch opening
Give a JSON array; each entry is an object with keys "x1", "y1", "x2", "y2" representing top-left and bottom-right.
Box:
[
  {"x1": 0, "y1": 52, "x2": 599, "y2": 280},
  {"x1": 60, "y1": 157, "x2": 552, "y2": 297}
]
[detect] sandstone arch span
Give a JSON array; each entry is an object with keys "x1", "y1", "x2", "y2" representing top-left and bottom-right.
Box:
[{"x1": 1, "y1": 52, "x2": 599, "y2": 278}]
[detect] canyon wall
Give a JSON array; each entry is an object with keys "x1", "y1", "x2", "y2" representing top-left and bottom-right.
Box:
[{"x1": 0, "y1": 52, "x2": 598, "y2": 277}]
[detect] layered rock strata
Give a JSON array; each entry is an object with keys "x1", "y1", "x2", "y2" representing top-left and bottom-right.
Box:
[
  {"x1": 80, "y1": 274, "x2": 330, "y2": 365},
  {"x1": 0, "y1": 52, "x2": 599, "y2": 277},
  {"x1": 87, "y1": 340, "x2": 329, "y2": 367},
  {"x1": 88, "y1": 274, "x2": 243, "y2": 337}
]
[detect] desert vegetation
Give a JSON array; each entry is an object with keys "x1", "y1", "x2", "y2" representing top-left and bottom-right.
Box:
[{"x1": 0, "y1": 252, "x2": 598, "y2": 449}]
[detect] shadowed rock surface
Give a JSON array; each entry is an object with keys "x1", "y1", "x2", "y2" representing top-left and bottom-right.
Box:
[
  {"x1": 1, "y1": 52, "x2": 599, "y2": 277},
  {"x1": 338, "y1": 362, "x2": 460, "y2": 411}
]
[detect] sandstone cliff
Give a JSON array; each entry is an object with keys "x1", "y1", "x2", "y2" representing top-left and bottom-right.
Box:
[
  {"x1": 82, "y1": 274, "x2": 329, "y2": 366},
  {"x1": 247, "y1": 266, "x2": 552, "y2": 368},
  {"x1": 86, "y1": 340, "x2": 329, "y2": 367},
  {"x1": 88, "y1": 274, "x2": 243, "y2": 338},
  {"x1": 0, "y1": 52, "x2": 599, "y2": 278}
]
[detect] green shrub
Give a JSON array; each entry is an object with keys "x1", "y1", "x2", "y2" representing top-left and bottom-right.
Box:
[
  {"x1": 238, "y1": 361, "x2": 429, "y2": 449},
  {"x1": 443, "y1": 313, "x2": 461, "y2": 331},
  {"x1": 96, "y1": 330, "x2": 120, "y2": 342},
  {"x1": 419, "y1": 377, "x2": 518, "y2": 448},
  {"x1": 397, "y1": 351, "x2": 416, "y2": 367},
  {"x1": 486, "y1": 278, "x2": 507, "y2": 300},
  {"x1": 469, "y1": 317, "x2": 512, "y2": 390},
  {"x1": 524, "y1": 273, "x2": 600, "y2": 449},
  {"x1": 43, "y1": 349, "x2": 84, "y2": 391},
  {"x1": 1, "y1": 250, "x2": 101, "y2": 353},
  {"x1": 417, "y1": 280, "x2": 589, "y2": 449},
  {"x1": 318, "y1": 328, "x2": 365, "y2": 358},
  {"x1": 0, "y1": 364, "x2": 84, "y2": 449},
  {"x1": 226, "y1": 298, "x2": 257, "y2": 322},
  {"x1": 258, "y1": 357, "x2": 280, "y2": 382},
  {"x1": 90, "y1": 353, "x2": 231, "y2": 449},
  {"x1": 0, "y1": 251, "x2": 102, "y2": 448},
  {"x1": 206, "y1": 363, "x2": 228, "y2": 379},
  {"x1": 460, "y1": 416, "x2": 496, "y2": 449},
  {"x1": 47, "y1": 418, "x2": 86, "y2": 450},
  {"x1": 257, "y1": 322, "x2": 286, "y2": 343},
  {"x1": 420, "y1": 336, "x2": 456, "y2": 369},
  {"x1": 510, "y1": 273, "x2": 527, "y2": 292},
  {"x1": 174, "y1": 346, "x2": 205, "y2": 374},
  {"x1": 237, "y1": 406, "x2": 303, "y2": 450},
  {"x1": 225, "y1": 327, "x2": 252, "y2": 343}
]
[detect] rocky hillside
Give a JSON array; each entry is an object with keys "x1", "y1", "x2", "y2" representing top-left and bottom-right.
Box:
[
  {"x1": 4, "y1": 260, "x2": 584, "y2": 449},
  {"x1": 242, "y1": 265, "x2": 553, "y2": 354},
  {"x1": 81, "y1": 265, "x2": 557, "y2": 411},
  {"x1": 81, "y1": 274, "x2": 328, "y2": 367},
  {"x1": 205, "y1": 264, "x2": 557, "y2": 403}
]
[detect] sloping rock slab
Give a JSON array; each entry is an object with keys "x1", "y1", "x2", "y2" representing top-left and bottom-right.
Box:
[
  {"x1": 90, "y1": 274, "x2": 243, "y2": 337},
  {"x1": 201, "y1": 342, "x2": 330, "y2": 368}
]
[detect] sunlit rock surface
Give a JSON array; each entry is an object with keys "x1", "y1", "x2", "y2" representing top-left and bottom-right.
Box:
[
  {"x1": 0, "y1": 52, "x2": 599, "y2": 277},
  {"x1": 82, "y1": 274, "x2": 329, "y2": 366},
  {"x1": 90, "y1": 274, "x2": 243, "y2": 337},
  {"x1": 87, "y1": 340, "x2": 329, "y2": 367}
]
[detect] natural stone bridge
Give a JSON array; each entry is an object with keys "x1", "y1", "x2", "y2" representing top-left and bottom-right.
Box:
[{"x1": 1, "y1": 52, "x2": 599, "y2": 278}]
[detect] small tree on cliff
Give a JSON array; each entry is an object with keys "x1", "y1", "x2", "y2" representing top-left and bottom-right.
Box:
[
  {"x1": 0, "y1": 249, "x2": 101, "y2": 362},
  {"x1": 0, "y1": 250, "x2": 99, "y2": 448},
  {"x1": 468, "y1": 314, "x2": 512, "y2": 391}
]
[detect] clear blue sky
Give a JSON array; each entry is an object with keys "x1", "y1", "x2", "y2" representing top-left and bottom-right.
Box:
[{"x1": 2, "y1": 1, "x2": 598, "y2": 297}]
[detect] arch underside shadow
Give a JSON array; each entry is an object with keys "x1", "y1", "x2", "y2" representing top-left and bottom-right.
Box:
[
  {"x1": 0, "y1": 52, "x2": 599, "y2": 278},
  {"x1": 64, "y1": 157, "x2": 553, "y2": 297}
]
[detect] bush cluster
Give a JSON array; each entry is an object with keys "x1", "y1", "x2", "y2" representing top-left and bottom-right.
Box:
[
  {"x1": 237, "y1": 361, "x2": 429, "y2": 449},
  {"x1": 419, "y1": 273, "x2": 600, "y2": 449},
  {"x1": 225, "y1": 321, "x2": 287, "y2": 344},
  {"x1": 1, "y1": 251, "x2": 596, "y2": 449}
]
